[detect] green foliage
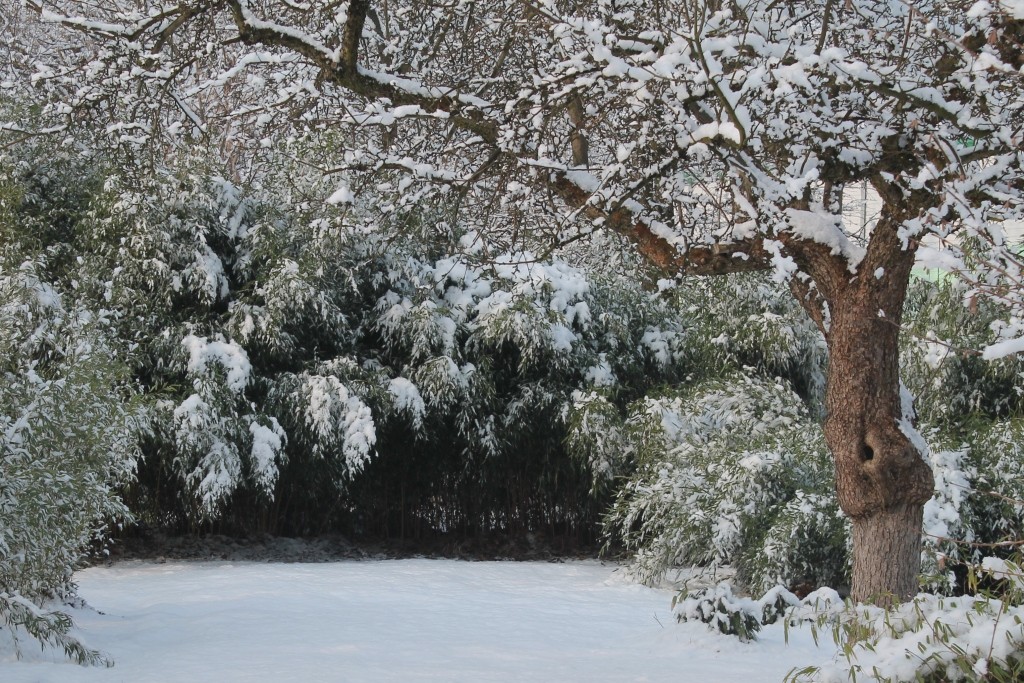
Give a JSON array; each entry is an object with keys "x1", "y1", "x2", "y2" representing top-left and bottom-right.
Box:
[
  {"x1": 917, "y1": 425, "x2": 1024, "y2": 586},
  {"x1": 599, "y1": 372, "x2": 847, "y2": 593},
  {"x1": 674, "y1": 583, "x2": 764, "y2": 642},
  {"x1": 348, "y1": 245, "x2": 688, "y2": 542},
  {"x1": 0, "y1": 594, "x2": 109, "y2": 667},
  {"x1": 901, "y1": 279, "x2": 1024, "y2": 584},
  {"x1": 0, "y1": 256, "x2": 137, "y2": 663},
  {"x1": 1, "y1": 138, "x2": 697, "y2": 543},
  {"x1": 673, "y1": 582, "x2": 803, "y2": 642},
  {"x1": 671, "y1": 273, "x2": 828, "y2": 408},
  {"x1": 967, "y1": 420, "x2": 1024, "y2": 543},
  {"x1": 564, "y1": 390, "x2": 633, "y2": 491},
  {"x1": 903, "y1": 279, "x2": 1024, "y2": 428},
  {"x1": 37, "y1": 155, "x2": 383, "y2": 527}
]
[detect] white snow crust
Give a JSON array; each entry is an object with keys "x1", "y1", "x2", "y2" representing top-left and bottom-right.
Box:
[{"x1": 0, "y1": 560, "x2": 831, "y2": 682}]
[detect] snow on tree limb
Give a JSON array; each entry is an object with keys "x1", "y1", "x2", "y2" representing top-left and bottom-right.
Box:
[{"x1": 16, "y1": 1, "x2": 1024, "y2": 351}]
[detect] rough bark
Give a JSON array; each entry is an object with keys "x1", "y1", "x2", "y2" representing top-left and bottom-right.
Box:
[
  {"x1": 826, "y1": 293, "x2": 933, "y2": 603},
  {"x1": 812, "y1": 207, "x2": 935, "y2": 605},
  {"x1": 850, "y1": 504, "x2": 926, "y2": 604}
]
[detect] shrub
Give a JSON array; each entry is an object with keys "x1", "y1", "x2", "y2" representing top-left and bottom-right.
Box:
[
  {"x1": 0, "y1": 260, "x2": 137, "y2": 664},
  {"x1": 599, "y1": 372, "x2": 846, "y2": 593},
  {"x1": 788, "y1": 558, "x2": 1024, "y2": 683}
]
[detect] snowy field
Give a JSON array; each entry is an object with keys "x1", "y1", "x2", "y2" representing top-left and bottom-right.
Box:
[{"x1": 0, "y1": 560, "x2": 835, "y2": 682}]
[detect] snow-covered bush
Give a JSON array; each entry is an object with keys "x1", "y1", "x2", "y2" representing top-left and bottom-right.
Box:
[
  {"x1": 673, "y1": 582, "x2": 805, "y2": 642},
  {"x1": 576, "y1": 272, "x2": 846, "y2": 594},
  {"x1": 789, "y1": 558, "x2": 1024, "y2": 683},
  {"x1": 899, "y1": 278, "x2": 1024, "y2": 585},
  {"x1": 967, "y1": 421, "x2": 1024, "y2": 542},
  {"x1": 353, "y1": 243, "x2": 689, "y2": 541},
  {"x1": 0, "y1": 259, "x2": 137, "y2": 663},
  {"x1": 599, "y1": 273, "x2": 1024, "y2": 600},
  {"x1": 671, "y1": 273, "x2": 828, "y2": 408},
  {"x1": 903, "y1": 279, "x2": 1024, "y2": 428},
  {"x1": 0, "y1": 143, "x2": 139, "y2": 661},
  {"x1": 672, "y1": 581, "x2": 860, "y2": 644},
  {"x1": 0, "y1": 138, "x2": 623, "y2": 539},
  {"x1": 564, "y1": 390, "x2": 633, "y2": 490},
  {"x1": 54, "y1": 158, "x2": 387, "y2": 529},
  {"x1": 910, "y1": 421, "x2": 1024, "y2": 597},
  {"x1": 4, "y1": 138, "x2": 689, "y2": 540},
  {"x1": 674, "y1": 582, "x2": 764, "y2": 642},
  {"x1": 601, "y1": 372, "x2": 846, "y2": 593}
]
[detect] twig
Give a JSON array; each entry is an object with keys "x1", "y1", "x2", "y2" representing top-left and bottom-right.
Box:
[{"x1": 924, "y1": 532, "x2": 1024, "y2": 549}]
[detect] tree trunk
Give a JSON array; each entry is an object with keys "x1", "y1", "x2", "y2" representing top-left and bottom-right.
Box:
[
  {"x1": 822, "y1": 245, "x2": 934, "y2": 605},
  {"x1": 850, "y1": 503, "x2": 925, "y2": 604}
]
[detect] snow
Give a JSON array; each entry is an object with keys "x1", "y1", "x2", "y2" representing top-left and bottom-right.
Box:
[
  {"x1": 181, "y1": 335, "x2": 251, "y2": 393},
  {"x1": 971, "y1": 1, "x2": 1024, "y2": 20},
  {"x1": 387, "y1": 377, "x2": 426, "y2": 426},
  {"x1": 585, "y1": 356, "x2": 617, "y2": 387},
  {"x1": 327, "y1": 183, "x2": 354, "y2": 205},
  {"x1": 914, "y1": 245, "x2": 964, "y2": 272},
  {"x1": 980, "y1": 557, "x2": 1024, "y2": 591},
  {"x1": 302, "y1": 374, "x2": 376, "y2": 469},
  {"x1": 812, "y1": 593, "x2": 1024, "y2": 682},
  {"x1": 922, "y1": 448, "x2": 972, "y2": 540},
  {"x1": 783, "y1": 209, "x2": 865, "y2": 271},
  {"x1": 0, "y1": 560, "x2": 832, "y2": 682},
  {"x1": 564, "y1": 169, "x2": 601, "y2": 192},
  {"x1": 982, "y1": 335, "x2": 1024, "y2": 360},
  {"x1": 236, "y1": 2, "x2": 339, "y2": 63},
  {"x1": 38, "y1": 9, "x2": 129, "y2": 36},
  {"x1": 248, "y1": 419, "x2": 286, "y2": 492}
]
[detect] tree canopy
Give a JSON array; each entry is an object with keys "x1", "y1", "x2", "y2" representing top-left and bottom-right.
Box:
[{"x1": 14, "y1": 1, "x2": 1021, "y2": 285}]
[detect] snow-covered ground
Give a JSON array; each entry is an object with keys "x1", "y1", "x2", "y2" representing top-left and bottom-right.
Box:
[{"x1": 0, "y1": 560, "x2": 835, "y2": 682}]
